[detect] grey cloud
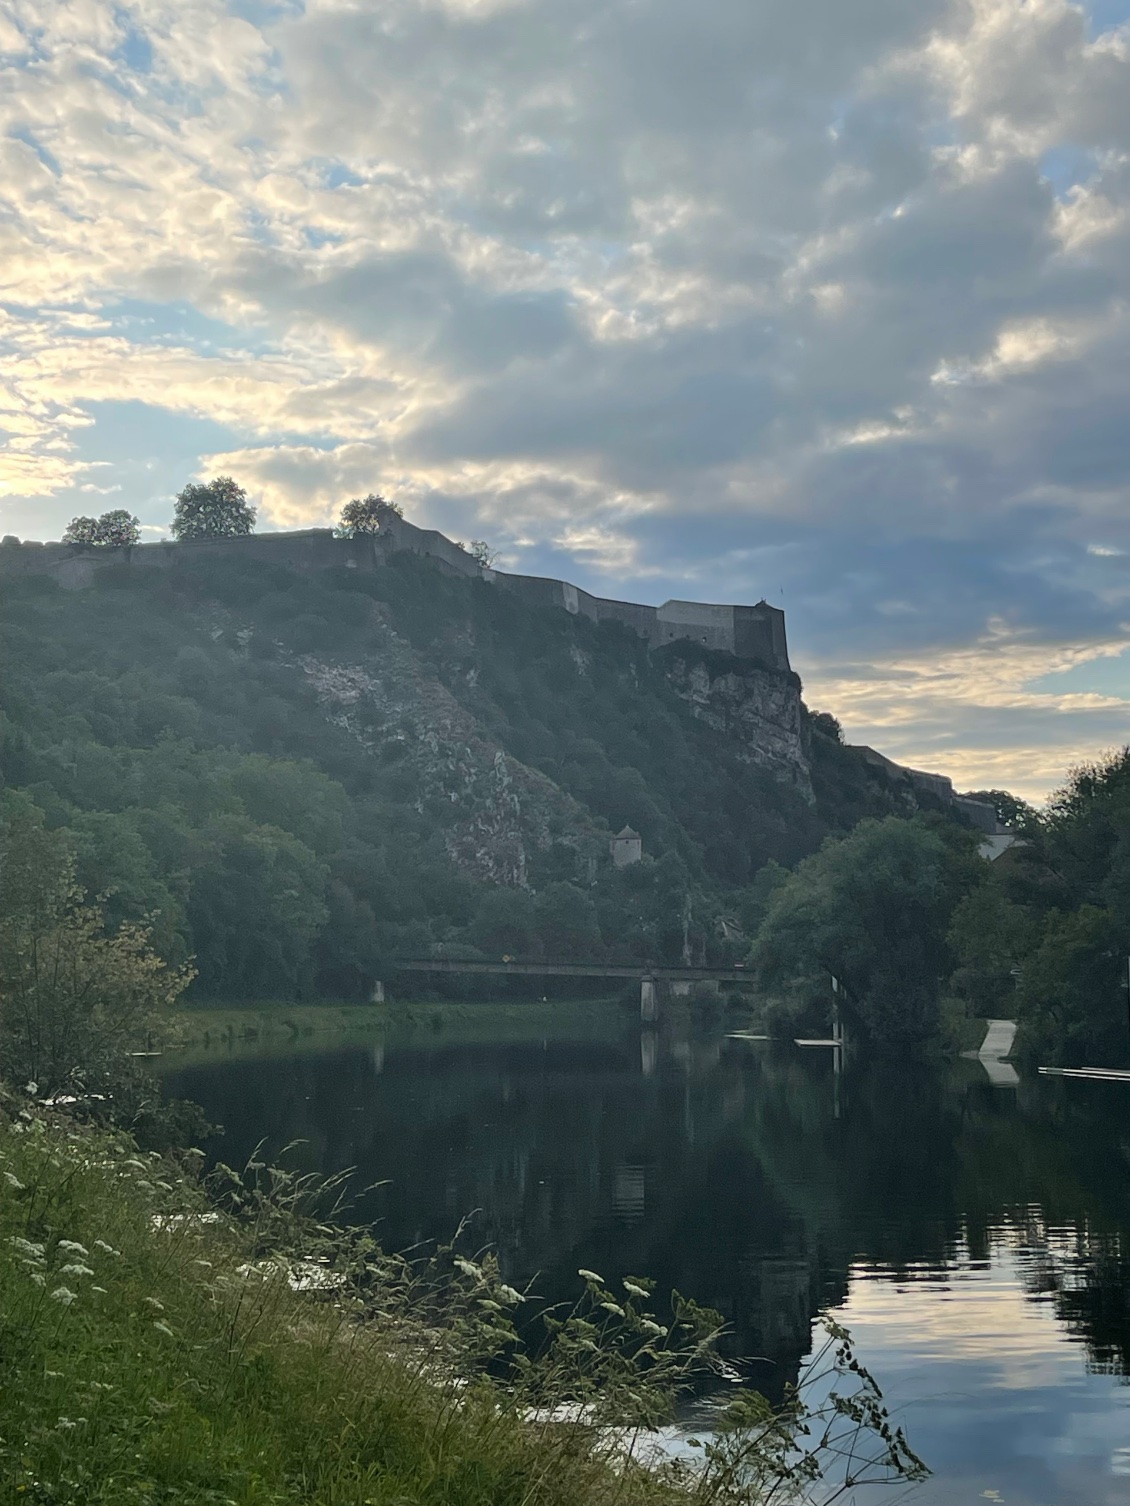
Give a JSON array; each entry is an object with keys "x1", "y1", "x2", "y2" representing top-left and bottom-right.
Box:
[{"x1": 10, "y1": 0, "x2": 1130, "y2": 792}]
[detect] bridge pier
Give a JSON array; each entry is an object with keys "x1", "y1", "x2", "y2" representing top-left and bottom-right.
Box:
[{"x1": 640, "y1": 975, "x2": 659, "y2": 1023}]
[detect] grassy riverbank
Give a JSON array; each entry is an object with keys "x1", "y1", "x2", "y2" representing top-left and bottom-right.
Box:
[
  {"x1": 172, "y1": 997, "x2": 629, "y2": 1053},
  {"x1": 0, "y1": 1092, "x2": 693, "y2": 1506}
]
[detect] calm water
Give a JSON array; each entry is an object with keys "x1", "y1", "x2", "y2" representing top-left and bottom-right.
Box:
[{"x1": 163, "y1": 1013, "x2": 1130, "y2": 1504}]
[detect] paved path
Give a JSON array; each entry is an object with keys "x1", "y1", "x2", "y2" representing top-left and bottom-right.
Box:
[{"x1": 979, "y1": 1018, "x2": 1017, "y2": 1059}]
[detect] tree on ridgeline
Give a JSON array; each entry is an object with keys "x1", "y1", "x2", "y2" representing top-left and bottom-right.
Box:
[
  {"x1": 336, "y1": 493, "x2": 403, "y2": 537},
  {"x1": 62, "y1": 509, "x2": 141, "y2": 547},
  {"x1": 468, "y1": 540, "x2": 497, "y2": 568},
  {"x1": 171, "y1": 477, "x2": 255, "y2": 540}
]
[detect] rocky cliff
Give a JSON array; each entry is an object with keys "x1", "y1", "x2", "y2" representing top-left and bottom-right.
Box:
[{"x1": 655, "y1": 648, "x2": 812, "y2": 802}]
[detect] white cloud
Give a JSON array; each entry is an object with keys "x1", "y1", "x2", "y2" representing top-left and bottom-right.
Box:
[{"x1": 3, "y1": 0, "x2": 1130, "y2": 792}]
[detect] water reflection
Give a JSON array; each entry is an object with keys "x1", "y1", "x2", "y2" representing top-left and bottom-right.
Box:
[{"x1": 163, "y1": 1015, "x2": 1130, "y2": 1502}]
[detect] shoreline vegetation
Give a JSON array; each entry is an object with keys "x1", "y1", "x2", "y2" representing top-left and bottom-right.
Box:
[
  {"x1": 166, "y1": 999, "x2": 636, "y2": 1066},
  {"x1": 0, "y1": 1085, "x2": 925, "y2": 1506}
]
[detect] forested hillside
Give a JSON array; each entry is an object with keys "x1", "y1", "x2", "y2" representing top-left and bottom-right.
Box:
[{"x1": 0, "y1": 548, "x2": 948, "y2": 1000}]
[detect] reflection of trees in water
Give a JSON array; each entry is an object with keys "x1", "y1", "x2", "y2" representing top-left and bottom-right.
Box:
[
  {"x1": 993, "y1": 1212, "x2": 1130, "y2": 1378},
  {"x1": 165, "y1": 1027, "x2": 1130, "y2": 1395}
]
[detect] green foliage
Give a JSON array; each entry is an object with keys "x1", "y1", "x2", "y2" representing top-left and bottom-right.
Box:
[
  {"x1": 0, "y1": 1097, "x2": 927, "y2": 1505},
  {"x1": 963, "y1": 787, "x2": 1039, "y2": 831},
  {"x1": 62, "y1": 510, "x2": 141, "y2": 547},
  {"x1": 0, "y1": 795, "x2": 193, "y2": 1095},
  {"x1": 753, "y1": 818, "x2": 979, "y2": 1052},
  {"x1": 1016, "y1": 906, "x2": 1125, "y2": 1064},
  {"x1": 171, "y1": 476, "x2": 255, "y2": 540},
  {"x1": 946, "y1": 879, "x2": 1035, "y2": 1017},
  {"x1": 336, "y1": 492, "x2": 402, "y2": 536},
  {"x1": 0, "y1": 544, "x2": 963, "y2": 1002}
]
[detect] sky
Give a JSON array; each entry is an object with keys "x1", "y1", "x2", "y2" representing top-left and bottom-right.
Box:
[{"x1": 3, "y1": 0, "x2": 1130, "y2": 802}]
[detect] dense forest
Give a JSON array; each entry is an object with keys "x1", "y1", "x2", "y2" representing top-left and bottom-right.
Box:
[
  {"x1": 0, "y1": 543, "x2": 932, "y2": 1003},
  {"x1": 753, "y1": 753, "x2": 1130, "y2": 1065}
]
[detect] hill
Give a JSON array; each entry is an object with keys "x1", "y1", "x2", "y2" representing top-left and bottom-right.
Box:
[{"x1": 0, "y1": 538, "x2": 973, "y2": 999}]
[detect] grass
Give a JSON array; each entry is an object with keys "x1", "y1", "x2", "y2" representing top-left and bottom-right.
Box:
[
  {"x1": 0, "y1": 1091, "x2": 699, "y2": 1506},
  {"x1": 170, "y1": 998, "x2": 628, "y2": 1055},
  {"x1": 0, "y1": 1089, "x2": 927, "y2": 1506}
]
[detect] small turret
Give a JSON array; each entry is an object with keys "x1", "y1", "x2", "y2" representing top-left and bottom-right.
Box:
[{"x1": 609, "y1": 826, "x2": 642, "y2": 868}]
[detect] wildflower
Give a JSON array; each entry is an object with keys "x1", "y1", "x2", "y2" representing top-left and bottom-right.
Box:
[
  {"x1": 454, "y1": 1258, "x2": 482, "y2": 1280},
  {"x1": 498, "y1": 1284, "x2": 524, "y2": 1305},
  {"x1": 50, "y1": 1286, "x2": 78, "y2": 1306},
  {"x1": 600, "y1": 1301, "x2": 626, "y2": 1317},
  {"x1": 623, "y1": 1281, "x2": 649, "y2": 1299},
  {"x1": 578, "y1": 1269, "x2": 604, "y2": 1285},
  {"x1": 4, "y1": 1171, "x2": 24, "y2": 1189},
  {"x1": 29, "y1": 1272, "x2": 46, "y2": 1288},
  {"x1": 91, "y1": 1286, "x2": 107, "y2": 1294},
  {"x1": 143, "y1": 1296, "x2": 165, "y2": 1310},
  {"x1": 93, "y1": 1240, "x2": 120, "y2": 1257},
  {"x1": 24, "y1": 1082, "x2": 37, "y2": 1096},
  {"x1": 640, "y1": 1320, "x2": 667, "y2": 1338},
  {"x1": 153, "y1": 1320, "x2": 175, "y2": 1338},
  {"x1": 56, "y1": 1418, "x2": 76, "y2": 1430},
  {"x1": 9, "y1": 1237, "x2": 45, "y2": 1259},
  {"x1": 58, "y1": 1240, "x2": 89, "y2": 1256},
  {"x1": 60, "y1": 1262, "x2": 95, "y2": 1279}
]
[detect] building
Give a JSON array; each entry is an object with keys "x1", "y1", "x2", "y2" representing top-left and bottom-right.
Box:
[{"x1": 609, "y1": 826, "x2": 643, "y2": 867}]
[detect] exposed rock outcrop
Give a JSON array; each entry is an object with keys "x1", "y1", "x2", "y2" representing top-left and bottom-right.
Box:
[
  {"x1": 658, "y1": 652, "x2": 813, "y2": 801},
  {"x1": 299, "y1": 623, "x2": 606, "y2": 888}
]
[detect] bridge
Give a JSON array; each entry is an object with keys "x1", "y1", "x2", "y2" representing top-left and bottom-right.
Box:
[{"x1": 388, "y1": 958, "x2": 753, "y2": 1020}]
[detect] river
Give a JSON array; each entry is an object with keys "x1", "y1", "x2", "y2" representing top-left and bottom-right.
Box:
[{"x1": 162, "y1": 1007, "x2": 1130, "y2": 1505}]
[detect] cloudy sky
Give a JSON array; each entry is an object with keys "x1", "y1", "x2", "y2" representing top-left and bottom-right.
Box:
[{"x1": 3, "y1": 0, "x2": 1130, "y2": 799}]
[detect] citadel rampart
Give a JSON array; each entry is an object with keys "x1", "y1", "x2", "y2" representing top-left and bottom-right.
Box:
[{"x1": 0, "y1": 516, "x2": 793, "y2": 673}]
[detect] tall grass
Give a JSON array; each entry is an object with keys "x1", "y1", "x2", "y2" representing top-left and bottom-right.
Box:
[{"x1": 0, "y1": 1088, "x2": 924, "y2": 1505}]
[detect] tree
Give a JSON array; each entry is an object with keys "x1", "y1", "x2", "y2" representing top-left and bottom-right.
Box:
[
  {"x1": 0, "y1": 794, "x2": 193, "y2": 1095},
  {"x1": 470, "y1": 887, "x2": 538, "y2": 958},
  {"x1": 534, "y1": 882, "x2": 603, "y2": 960},
  {"x1": 62, "y1": 510, "x2": 142, "y2": 547},
  {"x1": 469, "y1": 540, "x2": 497, "y2": 568},
  {"x1": 62, "y1": 515, "x2": 100, "y2": 545},
  {"x1": 752, "y1": 817, "x2": 979, "y2": 1052},
  {"x1": 964, "y1": 788, "x2": 1039, "y2": 831},
  {"x1": 336, "y1": 493, "x2": 403, "y2": 537},
  {"x1": 95, "y1": 508, "x2": 141, "y2": 546},
  {"x1": 947, "y1": 876, "x2": 1036, "y2": 1017},
  {"x1": 1017, "y1": 906, "x2": 1125, "y2": 1065},
  {"x1": 171, "y1": 477, "x2": 255, "y2": 541}
]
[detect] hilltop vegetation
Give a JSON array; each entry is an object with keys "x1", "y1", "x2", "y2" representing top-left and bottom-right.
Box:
[{"x1": 0, "y1": 546, "x2": 922, "y2": 1002}]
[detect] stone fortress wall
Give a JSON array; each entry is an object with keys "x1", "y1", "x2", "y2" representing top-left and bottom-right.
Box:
[{"x1": 0, "y1": 514, "x2": 793, "y2": 673}]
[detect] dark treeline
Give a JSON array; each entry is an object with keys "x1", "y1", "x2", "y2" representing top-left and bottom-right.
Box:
[{"x1": 754, "y1": 751, "x2": 1130, "y2": 1064}]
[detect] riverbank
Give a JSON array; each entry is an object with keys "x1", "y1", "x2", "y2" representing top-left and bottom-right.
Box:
[
  {"x1": 170, "y1": 997, "x2": 631, "y2": 1056},
  {"x1": 0, "y1": 1087, "x2": 694, "y2": 1506}
]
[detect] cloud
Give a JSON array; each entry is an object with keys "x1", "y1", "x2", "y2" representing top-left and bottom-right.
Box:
[{"x1": 3, "y1": 0, "x2": 1130, "y2": 795}]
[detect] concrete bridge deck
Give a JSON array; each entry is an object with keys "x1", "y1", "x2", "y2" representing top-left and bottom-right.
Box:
[{"x1": 391, "y1": 959, "x2": 751, "y2": 982}]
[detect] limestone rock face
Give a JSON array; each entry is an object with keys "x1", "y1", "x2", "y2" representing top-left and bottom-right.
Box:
[
  {"x1": 299, "y1": 624, "x2": 604, "y2": 888},
  {"x1": 659, "y1": 655, "x2": 813, "y2": 801}
]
